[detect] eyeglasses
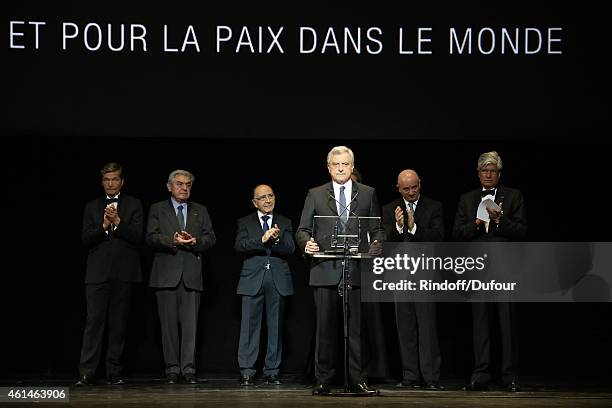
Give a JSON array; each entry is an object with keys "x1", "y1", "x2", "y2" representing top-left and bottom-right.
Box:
[{"x1": 254, "y1": 193, "x2": 275, "y2": 201}]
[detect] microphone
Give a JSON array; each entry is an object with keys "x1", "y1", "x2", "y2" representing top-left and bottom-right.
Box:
[{"x1": 328, "y1": 190, "x2": 361, "y2": 250}]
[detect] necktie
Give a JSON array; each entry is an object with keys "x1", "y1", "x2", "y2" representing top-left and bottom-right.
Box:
[
  {"x1": 262, "y1": 215, "x2": 271, "y2": 257},
  {"x1": 408, "y1": 201, "x2": 415, "y2": 214},
  {"x1": 177, "y1": 205, "x2": 185, "y2": 230},
  {"x1": 481, "y1": 189, "x2": 496, "y2": 197},
  {"x1": 106, "y1": 197, "x2": 118, "y2": 206},
  {"x1": 339, "y1": 186, "x2": 348, "y2": 221}
]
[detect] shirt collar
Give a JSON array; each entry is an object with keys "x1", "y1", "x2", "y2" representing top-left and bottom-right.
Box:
[
  {"x1": 257, "y1": 210, "x2": 273, "y2": 220},
  {"x1": 332, "y1": 179, "x2": 353, "y2": 194},
  {"x1": 403, "y1": 197, "x2": 419, "y2": 208},
  {"x1": 171, "y1": 197, "x2": 188, "y2": 210}
]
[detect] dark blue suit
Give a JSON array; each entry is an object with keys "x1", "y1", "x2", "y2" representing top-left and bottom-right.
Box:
[{"x1": 235, "y1": 212, "x2": 295, "y2": 377}]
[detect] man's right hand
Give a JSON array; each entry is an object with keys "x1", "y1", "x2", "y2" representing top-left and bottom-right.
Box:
[
  {"x1": 305, "y1": 238, "x2": 319, "y2": 255},
  {"x1": 395, "y1": 206, "x2": 404, "y2": 229}
]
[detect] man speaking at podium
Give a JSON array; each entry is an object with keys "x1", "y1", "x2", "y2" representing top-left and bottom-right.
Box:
[{"x1": 296, "y1": 146, "x2": 381, "y2": 395}]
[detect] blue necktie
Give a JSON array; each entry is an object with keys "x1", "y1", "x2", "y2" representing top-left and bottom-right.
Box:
[
  {"x1": 262, "y1": 215, "x2": 271, "y2": 256},
  {"x1": 339, "y1": 186, "x2": 348, "y2": 221},
  {"x1": 177, "y1": 205, "x2": 185, "y2": 230}
]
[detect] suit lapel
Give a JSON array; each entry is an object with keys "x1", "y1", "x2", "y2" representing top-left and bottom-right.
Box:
[
  {"x1": 349, "y1": 182, "x2": 359, "y2": 215},
  {"x1": 471, "y1": 190, "x2": 482, "y2": 219},
  {"x1": 185, "y1": 202, "x2": 199, "y2": 232},
  {"x1": 495, "y1": 186, "x2": 505, "y2": 207},
  {"x1": 164, "y1": 199, "x2": 180, "y2": 231},
  {"x1": 325, "y1": 183, "x2": 339, "y2": 215},
  {"x1": 251, "y1": 211, "x2": 264, "y2": 233},
  {"x1": 413, "y1": 197, "x2": 425, "y2": 225},
  {"x1": 116, "y1": 195, "x2": 125, "y2": 220}
]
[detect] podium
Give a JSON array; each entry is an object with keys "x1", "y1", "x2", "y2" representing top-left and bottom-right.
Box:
[{"x1": 312, "y1": 215, "x2": 381, "y2": 396}]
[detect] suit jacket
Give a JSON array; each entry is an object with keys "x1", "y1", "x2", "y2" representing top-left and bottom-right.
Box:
[
  {"x1": 234, "y1": 212, "x2": 295, "y2": 296},
  {"x1": 452, "y1": 186, "x2": 527, "y2": 242},
  {"x1": 382, "y1": 196, "x2": 444, "y2": 243},
  {"x1": 296, "y1": 181, "x2": 383, "y2": 286},
  {"x1": 147, "y1": 199, "x2": 216, "y2": 290},
  {"x1": 81, "y1": 194, "x2": 143, "y2": 283}
]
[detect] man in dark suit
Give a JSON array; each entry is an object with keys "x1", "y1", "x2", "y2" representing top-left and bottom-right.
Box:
[
  {"x1": 382, "y1": 169, "x2": 444, "y2": 391},
  {"x1": 147, "y1": 169, "x2": 216, "y2": 384},
  {"x1": 452, "y1": 151, "x2": 527, "y2": 392},
  {"x1": 235, "y1": 184, "x2": 295, "y2": 386},
  {"x1": 77, "y1": 162, "x2": 143, "y2": 386},
  {"x1": 296, "y1": 146, "x2": 382, "y2": 395}
]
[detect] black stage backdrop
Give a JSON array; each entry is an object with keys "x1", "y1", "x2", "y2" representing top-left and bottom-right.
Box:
[{"x1": 2, "y1": 3, "x2": 611, "y2": 383}]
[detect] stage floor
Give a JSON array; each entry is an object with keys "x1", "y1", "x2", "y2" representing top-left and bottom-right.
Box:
[{"x1": 2, "y1": 376, "x2": 611, "y2": 407}]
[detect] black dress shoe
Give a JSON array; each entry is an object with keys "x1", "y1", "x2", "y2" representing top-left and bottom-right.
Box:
[
  {"x1": 312, "y1": 383, "x2": 330, "y2": 395},
  {"x1": 423, "y1": 382, "x2": 444, "y2": 391},
  {"x1": 462, "y1": 380, "x2": 488, "y2": 391},
  {"x1": 106, "y1": 377, "x2": 125, "y2": 385},
  {"x1": 507, "y1": 381, "x2": 521, "y2": 392},
  {"x1": 351, "y1": 382, "x2": 378, "y2": 395},
  {"x1": 183, "y1": 373, "x2": 198, "y2": 384},
  {"x1": 166, "y1": 373, "x2": 179, "y2": 384},
  {"x1": 239, "y1": 374, "x2": 255, "y2": 386},
  {"x1": 75, "y1": 374, "x2": 93, "y2": 386},
  {"x1": 264, "y1": 374, "x2": 281, "y2": 385},
  {"x1": 396, "y1": 380, "x2": 421, "y2": 388}
]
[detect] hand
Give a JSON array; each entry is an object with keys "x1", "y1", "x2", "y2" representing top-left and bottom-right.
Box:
[
  {"x1": 270, "y1": 224, "x2": 280, "y2": 240},
  {"x1": 102, "y1": 213, "x2": 112, "y2": 230},
  {"x1": 104, "y1": 205, "x2": 121, "y2": 225},
  {"x1": 394, "y1": 206, "x2": 404, "y2": 229},
  {"x1": 368, "y1": 240, "x2": 382, "y2": 256},
  {"x1": 262, "y1": 228, "x2": 275, "y2": 243},
  {"x1": 305, "y1": 237, "x2": 319, "y2": 255},
  {"x1": 174, "y1": 231, "x2": 196, "y2": 245},
  {"x1": 486, "y1": 207, "x2": 501, "y2": 223}
]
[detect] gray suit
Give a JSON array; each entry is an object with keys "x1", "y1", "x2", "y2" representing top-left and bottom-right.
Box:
[
  {"x1": 296, "y1": 182, "x2": 382, "y2": 385},
  {"x1": 147, "y1": 199, "x2": 216, "y2": 375},
  {"x1": 235, "y1": 212, "x2": 295, "y2": 376}
]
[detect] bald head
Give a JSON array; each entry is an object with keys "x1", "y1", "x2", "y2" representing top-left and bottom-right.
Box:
[{"x1": 397, "y1": 169, "x2": 421, "y2": 202}]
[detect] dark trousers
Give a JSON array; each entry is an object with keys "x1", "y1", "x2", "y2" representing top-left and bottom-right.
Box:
[
  {"x1": 471, "y1": 302, "x2": 519, "y2": 384},
  {"x1": 238, "y1": 270, "x2": 284, "y2": 377},
  {"x1": 395, "y1": 301, "x2": 441, "y2": 383},
  {"x1": 156, "y1": 280, "x2": 201, "y2": 375},
  {"x1": 313, "y1": 286, "x2": 364, "y2": 385},
  {"x1": 79, "y1": 280, "x2": 132, "y2": 378},
  {"x1": 363, "y1": 302, "x2": 390, "y2": 380}
]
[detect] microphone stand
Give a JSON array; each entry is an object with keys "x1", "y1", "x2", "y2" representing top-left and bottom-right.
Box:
[{"x1": 327, "y1": 217, "x2": 376, "y2": 397}]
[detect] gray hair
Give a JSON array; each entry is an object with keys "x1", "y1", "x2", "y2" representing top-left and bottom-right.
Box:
[
  {"x1": 326, "y1": 146, "x2": 355, "y2": 165},
  {"x1": 477, "y1": 151, "x2": 503, "y2": 172},
  {"x1": 167, "y1": 169, "x2": 195, "y2": 185}
]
